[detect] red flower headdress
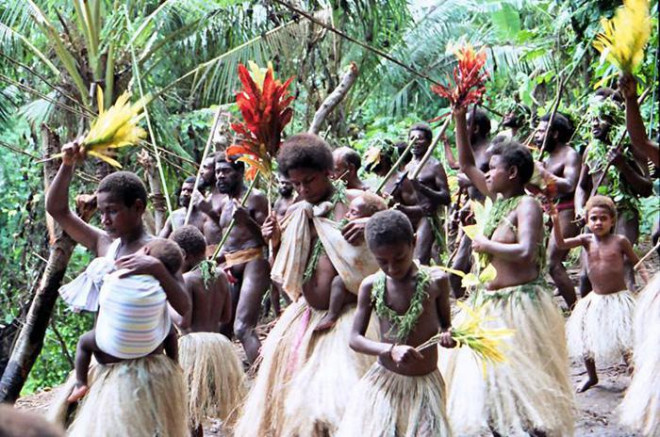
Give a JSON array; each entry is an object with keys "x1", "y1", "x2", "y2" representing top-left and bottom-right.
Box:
[{"x1": 226, "y1": 62, "x2": 295, "y2": 180}]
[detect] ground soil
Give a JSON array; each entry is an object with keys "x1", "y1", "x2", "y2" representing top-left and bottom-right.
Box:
[{"x1": 14, "y1": 245, "x2": 659, "y2": 436}]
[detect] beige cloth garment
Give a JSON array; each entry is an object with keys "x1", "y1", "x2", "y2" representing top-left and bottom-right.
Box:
[{"x1": 271, "y1": 200, "x2": 378, "y2": 301}]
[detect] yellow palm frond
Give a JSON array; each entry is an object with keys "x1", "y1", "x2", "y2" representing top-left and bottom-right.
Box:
[{"x1": 593, "y1": 0, "x2": 651, "y2": 73}]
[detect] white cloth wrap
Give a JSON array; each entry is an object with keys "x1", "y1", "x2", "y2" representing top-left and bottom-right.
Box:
[
  {"x1": 271, "y1": 200, "x2": 378, "y2": 301},
  {"x1": 58, "y1": 239, "x2": 121, "y2": 312},
  {"x1": 95, "y1": 272, "x2": 172, "y2": 359}
]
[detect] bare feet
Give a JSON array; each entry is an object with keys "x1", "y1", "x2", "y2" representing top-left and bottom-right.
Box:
[
  {"x1": 576, "y1": 376, "x2": 598, "y2": 393},
  {"x1": 67, "y1": 383, "x2": 89, "y2": 403},
  {"x1": 314, "y1": 314, "x2": 338, "y2": 332}
]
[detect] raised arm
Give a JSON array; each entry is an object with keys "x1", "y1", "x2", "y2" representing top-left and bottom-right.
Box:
[
  {"x1": 454, "y1": 107, "x2": 491, "y2": 199},
  {"x1": 551, "y1": 209, "x2": 585, "y2": 250},
  {"x1": 443, "y1": 136, "x2": 459, "y2": 170},
  {"x1": 45, "y1": 141, "x2": 107, "y2": 254},
  {"x1": 619, "y1": 74, "x2": 659, "y2": 164}
]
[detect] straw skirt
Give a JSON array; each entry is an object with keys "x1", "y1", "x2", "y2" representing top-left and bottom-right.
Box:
[
  {"x1": 179, "y1": 332, "x2": 246, "y2": 428},
  {"x1": 233, "y1": 299, "x2": 376, "y2": 437},
  {"x1": 58, "y1": 355, "x2": 188, "y2": 437},
  {"x1": 566, "y1": 289, "x2": 635, "y2": 363},
  {"x1": 441, "y1": 283, "x2": 574, "y2": 436},
  {"x1": 337, "y1": 363, "x2": 452, "y2": 437},
  {"x1": 619, "y1": 273, "x2": 660, "y2": 436}
]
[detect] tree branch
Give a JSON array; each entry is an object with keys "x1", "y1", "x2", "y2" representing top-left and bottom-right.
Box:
[{"x1": 308, "y1": 62, "x2": 359, "y2": 135}]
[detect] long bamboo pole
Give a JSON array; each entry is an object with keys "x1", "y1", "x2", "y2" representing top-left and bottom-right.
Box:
[{"x1": 184, "y1": 107, "x2": 224, "y2": 227}]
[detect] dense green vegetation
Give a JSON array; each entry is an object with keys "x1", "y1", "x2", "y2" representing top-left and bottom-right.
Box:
[{"x1": 0, "y1": 0, "x2": 657, "y2": 394}]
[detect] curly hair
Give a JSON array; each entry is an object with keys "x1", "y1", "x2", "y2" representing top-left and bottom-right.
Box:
[
  {"x1": 97, "y1": 171, "x2": 148, "y2": 207},
  {"x1": 170, "y1": 225, "x2": 207, "y2": 257},
  {"x1": 540, "y1": 112, "x2": 575, "y2": 143},
  {"x1": 277, "y1": 133, "x2": 334, "y2": 176},
  {"x1": 409, "y1": 122, "x2": 433, "y2": 141},
  {"x1": 146, "y1": 238, "x2": 183, "y2": 275},
  {"x1": 489, "y1": 140, "x2": 535, "y2": 184},
  {"x1": 585, "y1": 195, "x2": 617, "y2": 220},
  {"x1": 216, "y1": 151, "x2": 245, "y2": 172},
  {"x1": 366, "y1": 210, "x2": 414, "y2": 249}
]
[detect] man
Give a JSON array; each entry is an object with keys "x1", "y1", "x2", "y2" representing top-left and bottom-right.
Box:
[
  {"x1": 363, "y1": 142, "x2": 415, "y2": 204},
  {"x1": 492, "y1": 102, "x2": 532, "y2": 145},
  {"x1": 210, "y1": 152, "x2": 270, "y2": 364},
  {"x1": 532, "y1": 113, "x2": 581, "y2": 309},
  {"x1": 576, "y1": 93, "x2": 652, "y2": 292},
  {"x1": 333, "y1": 146, "x2": 369, "y2": 190},
  {"x1": 443, "y1": 108, "x2": 491, "y2": 297},
  {"x1": 398, "y1": 123, "x2": 450, "y2": 265},
  {"x1": 273, "y1": 172, "x2": 295, "y2": 221},
  {"x1": 159, "y1": 177, "x2": 221, "y2": 244},
  {"x1": 194, "y1": 152, "x2": 225, "y2": 253}
]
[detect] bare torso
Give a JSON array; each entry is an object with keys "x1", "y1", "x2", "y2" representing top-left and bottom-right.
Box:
[
  {"x1": 367, "y1": 268, "x2": 446, "y2": 376},
  {"x1": 183, "y1": 268, "x2": 230, "y2": 334},
  {"x1": 581, "y1": 234, "x2": 630, "y2": 294},
  {"x1": 545, "y1": 144, "x2": 580, "y2": 203},
  {"x1": 218, "y1": 187, "x2": 268, "y2": 254}
]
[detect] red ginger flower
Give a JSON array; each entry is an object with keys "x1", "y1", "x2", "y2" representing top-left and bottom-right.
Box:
[
  {"x1": 227, "y1": 63, "x2": 295, "y2": 180},
  {"x1": 431, "y1": 43, "x2": 489, "y2": 109}
]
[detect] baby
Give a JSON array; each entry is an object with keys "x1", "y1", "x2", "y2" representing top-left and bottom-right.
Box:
[
  {"x1": 315, "y1": 192, "x2": 387, "y2": 332},
  {"x1": 67, "y1": 238, "x2": 183, "y2": 402}
]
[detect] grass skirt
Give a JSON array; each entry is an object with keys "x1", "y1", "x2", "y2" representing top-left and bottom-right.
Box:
[
  {"x1": 179, "y1": 332, "x2": 246, "y2": 428},
  {"x1": 440, "y1": 282, "x2": 574, "y2": 436},
  {"x1": 619, "y1": 273, "x2": 660, "y2": 436},
  {"x1": 336, "y1": 363, "x2": 452, "y2": 437},
  {"x1": 57, "y1": 355, "x2": 188, "y2": 437},
  {"x1": 566, "y1": 289, "x2": 635, "y2": 363},
  {"x1": 233, "y1": 299, "x2": 376, "y2": 436}
]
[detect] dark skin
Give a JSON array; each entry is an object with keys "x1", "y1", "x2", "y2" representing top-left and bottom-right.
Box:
[
  {"x1": 332, "y1": 148, "x2": 369, "y2": 190},
  {"x1": 45, "y1": 141, "x2": 190, "y2": 316},
  {"x1": 350, "y1": 240, "x2": 455, "y2": 377},
  {"x1": 212, "y1": 161, "x2": 269, "y2": 364},
  {"x1": 400, "y1": 128, "x2": 450, "y2": 264},
  {"x1": 445, "y1": 117, "x2": 490, "y2": 297},
  {"x1": 69, "y1": 243, "x2": 180, "y2": 403},
  {"x1": 576, "y1": 117, "x2": 652, "y2": 291},
  {"x1": 195, "y1": 156, "x2": 227, "y2": 247},
  {"x1": 455, "y1": 106, "x2": 544, "y2": 290},
  {"x1": 533, "y1": 121, "x2": 581, "y2": 309},
  {"x1": 273, "y1": 175, "x2": 295, "y2": 221},
  {"x1": 551, "y1": 206, "x2": 648, "y2": 392},
  {"x1": 262, "y1": 168, "x2": 366, "y2": 310},
  {"x1": 159, "y1": 181, "x2": 221, "y2": 243},
  {"x1": 619, "y1": 74, "x2": 659, "y2": 164},
  {"x1": 314, "y1": 195, "x2": 375, "y2": 332}
]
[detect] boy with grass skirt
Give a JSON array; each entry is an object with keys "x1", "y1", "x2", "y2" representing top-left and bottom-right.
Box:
[{"x1": 337, "y1": 209, "x2": 455, "y2": 437}]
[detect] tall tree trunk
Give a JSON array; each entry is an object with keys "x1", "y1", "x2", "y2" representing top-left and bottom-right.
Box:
[
  {"x1": 0, "y1": 126, "x2": 84, "y2": 403},
  {"x1": 137, "y1": 150, "x2": 166, "y2": 233}
]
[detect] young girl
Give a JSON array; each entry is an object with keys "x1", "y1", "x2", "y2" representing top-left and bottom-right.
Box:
[{"x1": 552, "y1": 195, "x2": 648, "y2": 392}]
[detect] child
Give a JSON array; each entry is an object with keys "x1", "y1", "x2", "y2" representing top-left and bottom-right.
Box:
[
  {"x1": 315, "y1": 192, "x2": 387, "y2": 331},
  {"x1": 552, "y1": 195, "x2": 648, "y2": 392},
  {"x1": 67, "y1": 238, "x2": 183, "y2": 402},
  {"x1": 170, "y1": 226, "x2": 246, "y2": 434},
  {"x1": 337, "y1": 210, "x2": 455, "y2": 436}
]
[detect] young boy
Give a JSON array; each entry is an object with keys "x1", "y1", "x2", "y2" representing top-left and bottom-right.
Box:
[
  {"x1": 170, "y1": 226, "x2": 245, "y2": 435},
  {"x1": 552, "y1": 195, "x2": 648, "y2": 392},
  {"x1": 68, "y1": 238, "x2": 183, "y2": 402},
  {"x1": 315, "y1": 191, "x2": 387, "y2": 331},
  {"x1": 337, "y1": 210, "x2": 455, "y2": 436}
]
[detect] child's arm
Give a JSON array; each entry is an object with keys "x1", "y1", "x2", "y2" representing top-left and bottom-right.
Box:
[
  {"x1": 551, "y1": 209, "x2": 585, "y2": 251},
  {"x1": 116, "y1": 254, "x2": 191, "y2": 317},
  {"x1": 619, "y1": 236, "x2": 650, "y2": 283},
  {"x1": 454, "y1": 106, "x2": 492, "y2": 200},
  {"x1": 45, "y1": 141, "x2": 107, "y2": 254},
  {"x1": 349, "y1": 276, "x2": 423, "y2": 362}
]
